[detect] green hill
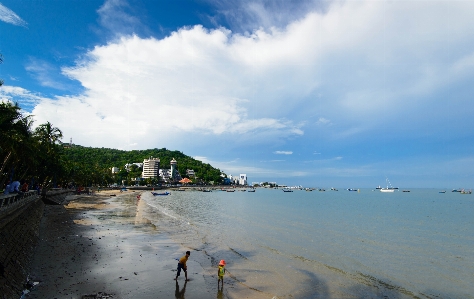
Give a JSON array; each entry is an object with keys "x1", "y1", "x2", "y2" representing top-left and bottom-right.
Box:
[{"x1": 62, "y1": 145, "x2": 225, "y2": 186}]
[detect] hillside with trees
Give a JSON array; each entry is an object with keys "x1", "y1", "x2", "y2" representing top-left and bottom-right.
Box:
[
  {"x1": 1, "y1": 101, "x2": 224, "y2": 189},
  {"x1": 62, "y1": 145, "x2": 225, "y2": 186}
]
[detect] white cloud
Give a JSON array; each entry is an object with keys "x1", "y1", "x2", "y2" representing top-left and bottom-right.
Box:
[
  {"x1": 0, "y1": 3, "x2": 27, "y2": 27},
  {"x1": 0, "y1": 86, "x2": 46, "y2": 111},
  {"x1": 274, "y1": 151, "x2": 293, "y2": 155},
  {"x1": 97, "y1": 0, "x2": 142, "y2": 36},
  {"x1": 25, "y1": 59, "x2": 69, "y2": 90},
  {"x1": 25, "y1": 0, "x2": 474, "y2": 152}
]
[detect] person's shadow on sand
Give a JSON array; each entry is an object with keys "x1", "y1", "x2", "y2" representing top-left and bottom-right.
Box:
[{"x1": 175, "y1": 280, "x2": 187, "y2": 299}]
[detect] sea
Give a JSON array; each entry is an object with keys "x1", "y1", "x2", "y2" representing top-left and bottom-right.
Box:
[{"x1": 138, "y1": 188, "x2": 473, "y2": 299}]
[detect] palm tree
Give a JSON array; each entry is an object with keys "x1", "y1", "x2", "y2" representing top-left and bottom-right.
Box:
[
  {"x1": 35, "y1": 121, "x2": 63, "y2": 147},
  {"x1": 0, "y1": 102, "x2": 34, "y2": 185},
  {"x1": 34, "y1": 122, "x2": 64, "y2": 187}
]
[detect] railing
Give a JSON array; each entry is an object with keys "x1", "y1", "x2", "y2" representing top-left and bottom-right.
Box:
[{"x1": 0, "y1": 190, "x2": 40, "y2": 219}]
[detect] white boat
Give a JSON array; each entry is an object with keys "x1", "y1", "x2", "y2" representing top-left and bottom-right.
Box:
[{"x1": 380, "y1": 178, "x2": 396, "y2": 193}]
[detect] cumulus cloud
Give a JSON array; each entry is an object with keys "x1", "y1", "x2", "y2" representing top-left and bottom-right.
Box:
[
  {"x1": 0, "y1": 86, "x2": 46, "y2": 111},
  {"x1": 25, "y1": 0, "x2": 474, "y2": 153},
  {"x1": 0, "y1": 3, "x2": 27, "y2": 27}
]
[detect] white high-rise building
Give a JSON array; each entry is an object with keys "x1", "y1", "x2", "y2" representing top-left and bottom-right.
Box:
[
  {"x1": 142, "y1": 157, "x2": 160, "y2": 178},
  {"x1": 239, "y1": 174, "x2": 247, "y2": 186}
]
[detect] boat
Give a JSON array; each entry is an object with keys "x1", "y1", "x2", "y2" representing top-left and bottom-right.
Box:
[
  {"x1": 202, "y1": 189, "x2": 212, "y2": 192},
  {"x1": 439, "y1": 191, "x2": 446, "y2": 193},
  {"x1": 380, "y1": 178, "x2": 396, "y2": 192},
  {"x1": 347, "y1": 188, "x2": 358, "y2": 191},
  {"x1": 375, "y1": 186, "x2": 382, "y2": 190},
  {"x1": 330, "y1": 187, "x2": 338, "y2": 191},
  {"x1": 402, "y1": 190, "x2": 410, "y2": 192},
  {"x1": 318, "y1": 188, "x2": 325, "y2": 191},
  {"x1": 460, "y1": 189, "x2": 472, "y2": 194},
  {"x1": 282, "y1": 189, "x2": 293, "y2": 192},
  {"x1": 151, "y1": 191, "x2": 170, "y2": 196},
  {"x1": 248, "y1": 189, "x2": 256, "y2": 192},
  {"x1": 226, "y1": 189, "x2": 235, "y2": 192},
  {"x1": 452, "y1": 189, "x2": 462, "y2": 192}
]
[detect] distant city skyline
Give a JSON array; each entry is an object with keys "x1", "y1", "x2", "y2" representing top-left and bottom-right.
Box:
[{"x1": 1, "y1": 0, "x2": 474, "y2": 188}]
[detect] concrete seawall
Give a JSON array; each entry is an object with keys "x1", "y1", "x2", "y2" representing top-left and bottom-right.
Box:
[{"x1": 0, "y1": 190, "x2": 73, "y2": 299}]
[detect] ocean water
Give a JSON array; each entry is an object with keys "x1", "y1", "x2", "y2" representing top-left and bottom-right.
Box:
[{"x1": 139, "y1": 188, "x2": 473, "y2": 299}]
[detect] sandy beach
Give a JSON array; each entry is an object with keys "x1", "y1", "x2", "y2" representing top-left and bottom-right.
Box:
[{"x1": 23, "y1": 190, "x2": 268, "y2": 299}]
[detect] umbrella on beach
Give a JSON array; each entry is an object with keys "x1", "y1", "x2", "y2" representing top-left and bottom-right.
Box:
[{"x1": 179, "y1": 178, "x2": 192, "y2": 184}]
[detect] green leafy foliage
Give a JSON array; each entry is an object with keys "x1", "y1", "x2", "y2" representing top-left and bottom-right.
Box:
[{"x1": 61, "y1": 146, "x2": 224, "y2": 185}]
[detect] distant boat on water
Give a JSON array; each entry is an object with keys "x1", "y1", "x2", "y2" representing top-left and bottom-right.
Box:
[
  {"x1": 439, "y1": 190, "x2": 446, "y2": 193},
  {"x1": 452, "y1": 189, "x2": 463, "y2": 192},
  {"x1": 380, "y1": 178, "x2": 396, "y2": 193},
  {"x1": 151, "y1": 191, "x2": 170, "y2": 196},
  {"x1": 460, "y1": 189, "x2": 472, "y2": 194},
  {"x1": 282, "y1": 189, "x2": 293, "y2": 192}
]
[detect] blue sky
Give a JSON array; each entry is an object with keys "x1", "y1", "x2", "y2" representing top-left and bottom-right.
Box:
[{"x1": 1, "y1": 0, "x2": 474, "y2": 188}]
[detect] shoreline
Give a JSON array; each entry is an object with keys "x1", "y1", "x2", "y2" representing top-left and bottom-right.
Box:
[
  {"x1": 24, "y1": 190, "x2": 214, "y2": 299},
  {"x1": 24, "y1": 189, "x2": 269, "y2": 299}
]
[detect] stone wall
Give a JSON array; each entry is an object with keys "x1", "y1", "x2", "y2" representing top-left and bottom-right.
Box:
[
  {"x1": 0, "y1": 190, "x2": 73, "y2": 299},
  {"x1": 0, "y1": 196, "x2": 43, "y2": 299}
]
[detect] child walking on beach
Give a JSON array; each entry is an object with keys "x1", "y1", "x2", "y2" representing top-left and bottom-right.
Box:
[
  {"x1": 174, "y1": 251, "x2": 190, "y2": 281},
  {"x1": 217, "y1": 260, "x2": 226, "y2": 287}
]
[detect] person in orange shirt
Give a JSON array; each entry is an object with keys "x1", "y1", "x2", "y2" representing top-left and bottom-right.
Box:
[{"x1": 174, "y1": 251, "x2": 190, "y2": 281}]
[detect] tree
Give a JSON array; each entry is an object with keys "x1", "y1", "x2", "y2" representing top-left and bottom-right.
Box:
[
  {"x1": 0, "y1": 102, "x2": 34, "y2": 186},
  {"x1": 33, "y1": 122, "x2": 64, "y2": 187}
]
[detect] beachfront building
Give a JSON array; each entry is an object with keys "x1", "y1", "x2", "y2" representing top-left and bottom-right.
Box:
[
  {"x1": 142, "y1": 157, "x2": 160, "y2": 179},
  {"x1": 239, "y1": 174, "x2": 247, "y2": 186},
  {"x1": 111, "y1": 167, "x2": 119, "y2": 174},
  {"x1": 159, "y1": 169, "x2": 171, "y2": 181},
  {"x1": 125, "y1": 163, "x2": 143, "y2": 171},
  {"x1": 186, "y1": 169, "x2": 195, "y2": 178}
]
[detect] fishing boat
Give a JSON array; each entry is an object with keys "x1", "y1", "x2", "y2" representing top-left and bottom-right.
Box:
[
  {"x1": 439, "y1": 190, "x2": 446, "y2": 193},
  {"x1": 460, "y1": 189, "x2": 472, "y2": 194},
  {"x1": 282, "y1": 189, "x2": 293, "y2": 192},
  {"x1": 248, "y1": 189, "x2": 256, "y2": 192}
]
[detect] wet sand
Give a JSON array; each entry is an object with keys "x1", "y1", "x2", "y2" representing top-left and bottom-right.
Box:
[{"x1": 24, "y1": 190, "x2": 269, "y2": 299}]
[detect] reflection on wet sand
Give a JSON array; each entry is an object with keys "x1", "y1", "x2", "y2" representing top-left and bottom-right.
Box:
[{"x1": 175, "y1": 280, "x2": 187, "y2": 299}]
